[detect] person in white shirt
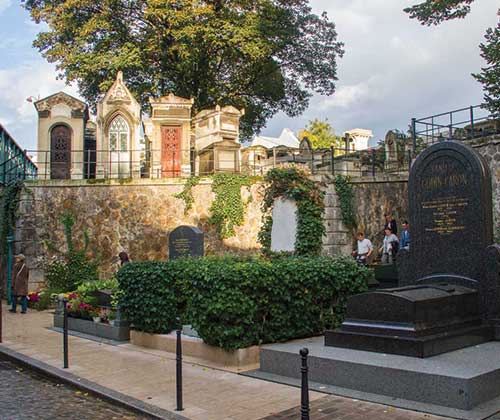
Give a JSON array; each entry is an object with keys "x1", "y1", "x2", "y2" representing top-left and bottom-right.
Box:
[
  {"x1": 379, "y1": 228, "x2": 399, "y2": 264},
  {"x1": 352, "y1": 232, "x2": 373, "y2": 265}
]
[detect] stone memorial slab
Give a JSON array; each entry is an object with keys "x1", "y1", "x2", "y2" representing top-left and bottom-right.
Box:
[
  {"x1": 270, "y1": 198, "x2": 297, "y2": 253},
  {"x1": 168, "y1": 225, "x2": 204, "y2": 259},
  {"x1": 399, "y1": 141, "x2": 492, "y2": 287}
]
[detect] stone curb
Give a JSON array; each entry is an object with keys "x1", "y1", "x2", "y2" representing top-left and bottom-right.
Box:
[{"x1": 0, "y1": 345, "x2": 191, "y2": 420}]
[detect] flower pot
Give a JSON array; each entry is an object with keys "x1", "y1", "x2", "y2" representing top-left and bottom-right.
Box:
[{"x1": 93, "y1": 317, "x2": 101, "y2": 323}]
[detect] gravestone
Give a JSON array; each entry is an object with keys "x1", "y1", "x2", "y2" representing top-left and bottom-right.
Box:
[
  {"x1": 401, "y1": 141, "x2": 492, "y2": 283},
  {"x1": 270, "y1": 198, "x2": 297, "y2": 252},
  {"x1": 168, "y1": 225, "x2": 204, "y2": 259},
  {"x1": 398, "y1": 141, "x2": 497, "y2": 318},
  {"x1": 326, "y1": 141, "x2": 500, "y2": 357}
]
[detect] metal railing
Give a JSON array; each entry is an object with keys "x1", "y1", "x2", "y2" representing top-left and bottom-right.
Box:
[
  {"x1": 11, "y1": 146, "x2": 412, "y2": 181},
  {"x1": 411, "y1": 104, "x2": 499, "y2": 148},
  {"x1": 0, "y1": 124, "x2": 37, "y2": 185}
]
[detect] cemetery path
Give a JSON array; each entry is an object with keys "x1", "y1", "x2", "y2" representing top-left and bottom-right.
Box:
[{"x1": 0, "y1": 305, "x2": 449, "y2": 420}]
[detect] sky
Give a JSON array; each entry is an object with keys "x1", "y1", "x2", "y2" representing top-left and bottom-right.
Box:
[{"x1": 0, "y1": 0, "x2": 498, "y2": 150}]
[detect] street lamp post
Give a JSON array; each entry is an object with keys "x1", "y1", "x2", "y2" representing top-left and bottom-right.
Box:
[{"x1": 6, "y1": 235, "x2": 14, "y2": 305}]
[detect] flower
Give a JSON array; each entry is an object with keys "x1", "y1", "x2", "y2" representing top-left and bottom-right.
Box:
[{"x1": 28, "y1": 292, "x2": 40, "y2": 302}]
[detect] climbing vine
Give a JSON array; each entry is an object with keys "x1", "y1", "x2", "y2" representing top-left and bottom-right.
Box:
[
  {"x1": 0, "y1": 180, "x2": 24, "y2": 257},
  {"x1": 258, "y1": 167, "x2": 325, "y2": 256},
  {"x1": 208, "y1": 173, "x2": 257, "y2": 239},
  {"x1": 174, "y1": 176, "x2": 201, "y2": 215},
  {"x1": 334, "y1": 175, "x2": 356, "y2": 228}
]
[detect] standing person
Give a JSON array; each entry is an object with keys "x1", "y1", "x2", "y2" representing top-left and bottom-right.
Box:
[
  {"x1": 9, "y1": 254, "x2": 29, "y2": 314},
  {"x1": 400, "y1": 220, "x2": 410, "y2": 250},
  {"x1": 384, "y1": 213, "x2": 398, "y2": 236},
  {"x1": 379, "y1": 228, "x2": 399, "y2": 264},
  {"x1": 352, "y1": 232, "x2": 373, "y2": 266},
  {"x1": 118, "y1": 251, "x2": 131, "y2": 266}
]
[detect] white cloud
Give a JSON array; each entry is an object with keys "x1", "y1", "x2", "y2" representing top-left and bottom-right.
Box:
[
  {"x1": 0, "y1": 61, "x2": 81, "y2": 149},
  {"x1": 264, "y1": 0, "x2": 500, "y2": 141},
  {"x1": 0, "y1": 0, "x2": 12, "y2": 14}
]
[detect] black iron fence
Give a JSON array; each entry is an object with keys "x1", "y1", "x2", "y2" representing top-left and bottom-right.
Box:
[
  {"x1": 11, "y1": 146, "x2": 412, "y2": 181},
  {"x1": 411, "y1": 105, "x2": 499, "y2": 148}
]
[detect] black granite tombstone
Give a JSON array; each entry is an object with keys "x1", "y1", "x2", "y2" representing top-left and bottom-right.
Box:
[
  {"x1": 325, "y1": 141, "x2": 500, "y2": 357},
  {"x1": 168, "y1": 225, "x2": 204, "y2": 259}
]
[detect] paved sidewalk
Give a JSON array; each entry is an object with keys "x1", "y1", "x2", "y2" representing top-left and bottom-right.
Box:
[{"x1": 0, "y1": 305, "x2": 447, "y2": 420}]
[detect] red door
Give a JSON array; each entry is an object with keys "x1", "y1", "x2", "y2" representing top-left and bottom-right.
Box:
[
  {"x1": 161, "y1": 126, "x2": 182, "y2": 177},
  {"x1": 50, "y1": 125, "x2": 71, "y2": 179}
]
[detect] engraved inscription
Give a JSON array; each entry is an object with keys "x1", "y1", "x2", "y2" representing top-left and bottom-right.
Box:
[
  {"x1": 422, "y1": 196, "x2": 468, "y2": 236},
  {"x1": 172, "y1": 238, "x2": 191, "y2": 256}
]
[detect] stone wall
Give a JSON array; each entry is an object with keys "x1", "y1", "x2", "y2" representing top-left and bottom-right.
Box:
[
  {"x1": 351, "y1": 179, "x2": 409, "y2": 260},
  {"x1": 471, "y1": 136, "x2": 500, "y2": 238},
  {"x1": 320, "y1": 176, "x2": 409, "y2": 260},
  {"x1": 15, "y1": 179, "x2": 264, "y2": 290},
  {"x1": 13, "y1": 174, "x2": 411, "y2": 290}
]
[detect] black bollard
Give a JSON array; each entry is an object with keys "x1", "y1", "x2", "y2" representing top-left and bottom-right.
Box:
[
  {"x1": 63, "y1": 299, "x2": 69, "y2": 369},
  {"x1": 300, "y1": 347, "x2": 310, "y2": 420},
  {"x1": 175, "y1": 318, "x2": 183, "y2": 411}
]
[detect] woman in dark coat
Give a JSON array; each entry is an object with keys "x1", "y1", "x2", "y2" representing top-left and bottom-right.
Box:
[{"x1": 10, "y1": 254, "x2": 29, "y2": 314}]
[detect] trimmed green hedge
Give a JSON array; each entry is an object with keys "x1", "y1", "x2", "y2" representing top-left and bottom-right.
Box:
[{"x1": 118, "y1": 256, "x2": 371, "y2": 351}]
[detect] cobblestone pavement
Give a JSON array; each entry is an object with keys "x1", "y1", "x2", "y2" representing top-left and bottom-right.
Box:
[
  {"x1": 260, "y1": 395, "x2": 449, "y2": 420},
  {"x1": 0, "y1": 358, "x2": 150, "y2": 420}
]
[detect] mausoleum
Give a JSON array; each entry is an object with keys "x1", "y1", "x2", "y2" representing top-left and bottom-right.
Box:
[
  {"x1": 34, "y1": 92, "x2": 89, "y2": 180},
  {"x1": 34, "y1": 72, "x2": 245, "y2": 180}
]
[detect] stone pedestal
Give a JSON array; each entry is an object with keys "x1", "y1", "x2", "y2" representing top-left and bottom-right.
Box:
[{"x1": 325, "y1": 284, "x2": 493, "y2": 357}]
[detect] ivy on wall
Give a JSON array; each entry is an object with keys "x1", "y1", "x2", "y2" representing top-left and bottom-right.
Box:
[
  {"x1": 208, "y1": 173, "x2": 257, "y2": 239},
  {"x1": 0, "y1": 180, "x2": 24, "y2": 257},
  {"x1": 174, "y1": 176, "x2": 201, "y2": 215},
  {"x1": 258, "y1": 167, "x2": 325, "y2": 256},
  {"x1": 334, "y1": 175, "x2": 356, "y2": 229}
]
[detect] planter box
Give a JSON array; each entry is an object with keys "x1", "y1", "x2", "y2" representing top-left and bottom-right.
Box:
[
  {"x1": 54, "y1": 314, "x2": 130, "y2": 341},
  {"x1": 130, "y1": 330, "x2": 259, "y2": 370}
]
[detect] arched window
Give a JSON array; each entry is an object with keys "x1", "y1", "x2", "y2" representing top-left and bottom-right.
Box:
[{"x1": 109, "y1": 115, "x2": 129, "y2": 152}]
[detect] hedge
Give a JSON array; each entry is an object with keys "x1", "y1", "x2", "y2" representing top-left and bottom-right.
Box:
[{"x1": 118, "y1": 256, "x2": 371, "y2": 351}]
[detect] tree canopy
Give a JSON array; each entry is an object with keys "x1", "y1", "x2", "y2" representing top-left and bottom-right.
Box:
[
  {"x1": 405, "y1": 1, "x2": 499, "y2": 115},
  {"x1": 404, "y1": 0, "x2": 475, "y2": 26},
  {"x1": 298, "y1": 118, "x2": 342, "y2": 150},
  {"x1": 474, "y1": 13, "x2": 500, "y2": 116},
  {"x1": 23, "y1": 0, "x2": 344, "y2": 139}
]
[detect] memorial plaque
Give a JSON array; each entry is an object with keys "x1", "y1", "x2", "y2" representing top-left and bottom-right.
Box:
[
  {"x1": 399, "y1": 141, "x2": 492, "y2": 286},
  {"x1": 270, "y1": 198, "x2": 298, "y2": 252},
  {"x1": 169, "y1": 225, "x2": 204, "y2": 259}
]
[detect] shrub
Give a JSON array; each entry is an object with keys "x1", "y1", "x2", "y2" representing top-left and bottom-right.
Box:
[
  {"x1": 118, "y1": 261, "x2": 192, "y2": 334},
  {"x1": 118, "y1": 255, "x2": 371, "y2": 351}
]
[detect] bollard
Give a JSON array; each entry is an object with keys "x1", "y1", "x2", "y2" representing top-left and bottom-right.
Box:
[
  {"x1": 300, "y1": 348, "x2": 310, "y2": 420},
  {"x1": 176, "y1": 318, "x2": 183, "y2": 411},
  {"x1": 63, "y1": 298, "x2": 69, "y2": 369}
]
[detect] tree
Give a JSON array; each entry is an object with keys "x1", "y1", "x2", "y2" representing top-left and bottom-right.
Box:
[
  {"x1": 474, "y1": 13, "x2": 500, "y2": 117},
  {"x1": 23, "y1": 0, "x2": 344, "y2": 139},
  {"x1": 404, "y1": 0, "x2": 475, "y2": 26},
  {"x1": 405, "y1": 1, "x2": 500, "y2": 116},
  {"x1": 298, "y1": 118, "x2": 342, "y2": 150}
]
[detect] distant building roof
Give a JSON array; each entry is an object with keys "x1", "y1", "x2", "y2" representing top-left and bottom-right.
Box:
[{"x1": 249, "y1": 128, "x2": 299, "y2": 149}]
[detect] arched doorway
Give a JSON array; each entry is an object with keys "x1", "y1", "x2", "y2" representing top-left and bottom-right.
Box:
[
  {"x1": 50, "y1": 125, "x2": 71, "y2": 179},
  {"x1": 108, "y1": 115, "x2": 130, "y2": 178}
]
